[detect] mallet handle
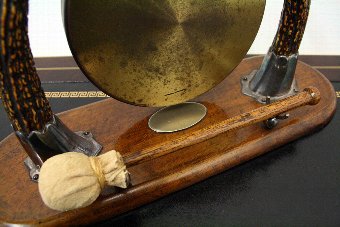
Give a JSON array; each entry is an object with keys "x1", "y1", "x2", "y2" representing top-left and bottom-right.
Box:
[{"x1": 124, "y1": 87, "x2": 320, "y2": 167}]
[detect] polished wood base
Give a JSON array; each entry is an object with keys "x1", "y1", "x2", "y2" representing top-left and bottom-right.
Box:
[{"x1": 0, "y1": 57, "x2": 336, "y2": 226}]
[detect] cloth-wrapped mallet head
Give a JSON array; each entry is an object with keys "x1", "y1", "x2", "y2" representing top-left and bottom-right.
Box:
[{"x1": 38, "y1": 150, "x2": 129, "y2": 211}]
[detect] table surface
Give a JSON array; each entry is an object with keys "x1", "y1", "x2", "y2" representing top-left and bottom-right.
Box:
[{"x1": 0, "y1": 56, "x2": 339, "y2": 226}]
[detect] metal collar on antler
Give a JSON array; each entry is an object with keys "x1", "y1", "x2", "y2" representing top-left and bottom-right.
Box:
[
  {"x1": 242, "y1": 0, "x2": 311, "y2": 103},
  {"x1": 0, "y1": 0, "x2": 312, "y2": 181},
  {"x1": 0, "y1": 0, "x2": 102, "y2": 181}
]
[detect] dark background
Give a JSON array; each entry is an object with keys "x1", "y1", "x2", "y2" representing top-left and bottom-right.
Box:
[{"x1": 0, "y1": 57, "x2": 339, "y2": 226}]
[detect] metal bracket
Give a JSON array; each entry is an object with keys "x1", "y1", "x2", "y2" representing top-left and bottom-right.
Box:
[
  {"x1": 261, "y1": 96, "x2": 290, "y2": 129},
  {"x1": 18, "y1": 115, "x2": 102, "y2": 182},
  {"x1": 241, "y1": 50, "x2": 299, "y2": 104},
  {"x1": 24, "y1": 158, "x2": 40, "y2": 182}
]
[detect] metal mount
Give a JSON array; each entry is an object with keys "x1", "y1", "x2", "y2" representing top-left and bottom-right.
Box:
[
  {"x1": 241, "y1": 50, "x2": 299, "y2": 104},
  {"x1": 262, "y1": 96, "x2": 290, "y2": 129},
  {"x1": 18, "y1": 115, "x2": 102, "y2": 182}
]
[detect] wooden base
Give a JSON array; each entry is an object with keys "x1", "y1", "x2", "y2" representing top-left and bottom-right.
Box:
[{"x1": 0, "y1": 57, "x2": 336, "y2": 226}]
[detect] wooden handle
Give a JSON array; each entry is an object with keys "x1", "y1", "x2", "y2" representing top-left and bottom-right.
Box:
[
  {"x1": 272, "y1": 0, "x2": 311, "y2": 56},
  {"x1": 124, "y1": 87, "x2": 320, "y2": 167},
  {"x1": 0, "y1": 0, "x2": 53, "y2": 136}
]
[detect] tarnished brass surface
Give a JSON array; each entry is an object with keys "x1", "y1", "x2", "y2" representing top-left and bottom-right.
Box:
[{"x1": 64, "y1": 0, "x2": 265, "y2": 106}]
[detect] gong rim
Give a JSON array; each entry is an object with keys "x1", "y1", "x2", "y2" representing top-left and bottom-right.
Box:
[{"x1": 63, "y1": 0, "x2": 265, "y2": 107}]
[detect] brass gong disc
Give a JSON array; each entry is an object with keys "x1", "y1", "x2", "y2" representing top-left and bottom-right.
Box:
[{"x1": 63, "y1": 0, "x2": 265, "y2": 107}]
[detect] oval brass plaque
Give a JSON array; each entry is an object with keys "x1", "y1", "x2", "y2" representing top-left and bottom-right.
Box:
[
  {"x1": 64, "y1": 0, "x2": 265, "y2": 106},
  {"x1": 148, "y1": 102, "x2": 207, "y2": 133}
]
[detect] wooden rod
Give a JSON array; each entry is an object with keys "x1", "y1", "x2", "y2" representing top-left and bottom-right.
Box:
[{"x1": 124, "y1": 87, "x2": 320, "y2": 167}]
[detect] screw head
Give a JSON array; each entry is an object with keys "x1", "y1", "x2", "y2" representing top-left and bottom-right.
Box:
[
  {"x1": 33, "y1": 174, "x2": 39, "y2": 181},
  {"x1": 264, "y1": 118, "x2": 279, "y2": 129}
]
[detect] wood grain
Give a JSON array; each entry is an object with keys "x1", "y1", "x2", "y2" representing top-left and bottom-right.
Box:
[
  {"x1": 0, "y1": 57, "x2": 336, "y2": 226},
  {"x1": 124, "y1": 87, "x2": 320, "y2": 167}
]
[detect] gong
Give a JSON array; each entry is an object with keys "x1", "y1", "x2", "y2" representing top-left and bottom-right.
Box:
[{"x1": 63, "y1": 0, "x2": 265, "y2": 107}]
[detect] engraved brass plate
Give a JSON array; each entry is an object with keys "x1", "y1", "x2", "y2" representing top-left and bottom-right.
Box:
[{"x1": 63, "y1": 0, "x2": 265, "y2": 106}]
